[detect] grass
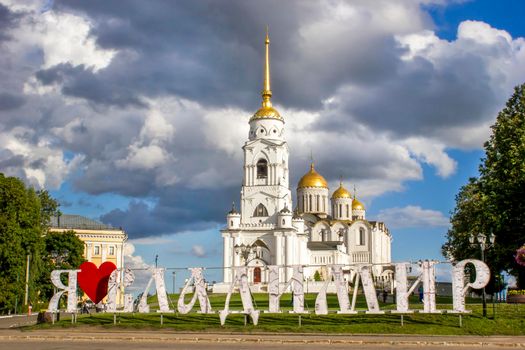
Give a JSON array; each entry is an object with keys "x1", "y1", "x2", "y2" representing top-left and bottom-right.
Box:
[{"x1": 30, "y1": 293, "x2": 525, "y2": 335}]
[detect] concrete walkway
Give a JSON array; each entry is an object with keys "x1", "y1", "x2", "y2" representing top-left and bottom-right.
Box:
[{"x1": 1, "y1": 329, "x2": 524, "y2": 348}]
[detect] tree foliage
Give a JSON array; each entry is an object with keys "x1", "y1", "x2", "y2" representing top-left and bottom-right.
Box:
[
  {"x1": 38, "y1": 231, "x2": 85, "y2": 300},
  {"x1": 0, "y1": 173, "x2": 84, "y2": 313},
  {"x1": 443, "y1": 84, "x2": 525, "y2": 288}
]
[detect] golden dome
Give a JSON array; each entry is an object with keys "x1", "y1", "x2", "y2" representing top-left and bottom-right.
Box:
[
  {"x1": 298, "y1": 163, "x2": 328, "y2": 189},
  {"x1": 352, "y1": 198, "x2": 365, "y2": 210},
  {"x1": 332, "y1": 183, "x2": 351, "y2": 199},
  {"x1": 250, "y1": 106, "x2": 283, "y2": 122}
]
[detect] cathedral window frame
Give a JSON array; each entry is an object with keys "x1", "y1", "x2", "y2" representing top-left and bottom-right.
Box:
[
  {"x1": 253, "y1": 203, "x2": 269, "y2": 217},
  {"x1": 256, "y1": 158, "x2": 268, "y2": 179},
  {"x1": 358, "y1": 227, "x2": 366, "y2": 246}
]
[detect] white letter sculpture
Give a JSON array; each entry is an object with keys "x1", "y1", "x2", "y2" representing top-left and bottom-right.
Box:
[
  {"x1": 177, "y1": 268, "x2": 213, "y2": 314},
  {"x1": 393, "y1": 262, "x2": 418, "y2": 313},
  {"x1": 267, "y1": 265, "x2": 306, "y2": 313},
  {"x1": 451, "y1": 259, "x2": 490, "y2": 313},
  {"x1": 47, "y1": 270, "x2": 79, "y2": 313},
  {"x1": 220, "y1": 267, "x2": 259, "y2": 325},
  {"x1": 137, "y1": 268, "x2": 173, "y2": 313},
  {"x1": 106, "y1": 268, "x2": 135, "y2": 313}
]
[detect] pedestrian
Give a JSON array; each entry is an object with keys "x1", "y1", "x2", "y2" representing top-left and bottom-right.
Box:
[
  {"x1": 382, "y1": 289, "x2": 388, "y2": 303},
  {"x1": 418, "y1": 285, "x2": 424, "y2": 302}
]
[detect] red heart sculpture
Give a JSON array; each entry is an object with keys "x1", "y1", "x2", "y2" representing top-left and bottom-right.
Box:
[{"x1": 78, "y1": 261, "x2": 117, "y2": 304}]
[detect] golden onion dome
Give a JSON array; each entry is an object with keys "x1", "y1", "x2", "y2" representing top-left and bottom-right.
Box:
[
  {"x1": 250, "y1": 106, "x2": 283, "y2": 122},
  {"x1": 298, "y1": 163, "x2": 328, "y2": 189},
  {"x1": 352, "y1": 198, "x2": 365, "y2": 210},
  {"x1": 332, "y1": 182, "x2": 351, "y2": 199}
]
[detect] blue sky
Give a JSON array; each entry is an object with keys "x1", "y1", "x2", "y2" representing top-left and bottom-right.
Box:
[{"x1": 1, "y1": 0, "x2": 524, "y2": 286}]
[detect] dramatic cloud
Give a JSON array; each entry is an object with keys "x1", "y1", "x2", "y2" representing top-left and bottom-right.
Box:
[
  {"x1": 1, "y1": 0, "x2": 524, "y2": 237},
  {"x1": 376, "y1": 205, "x2": 450, "y2": 229}
]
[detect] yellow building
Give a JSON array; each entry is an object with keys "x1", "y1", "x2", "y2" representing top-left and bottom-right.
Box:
[{"x1": 49, "y1": 214, "x2": 127, "y2": 270}]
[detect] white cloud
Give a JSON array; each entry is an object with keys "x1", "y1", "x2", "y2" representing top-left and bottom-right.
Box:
[
  {"x1": 3, "y1": 1, "x2": 115, "y2": 71},
  {"x1": 191, "y1": 245, "x2": 206, "y2": 258},
  {"x1": 377, "y1": 205, "x2": 450, "y2": 229},
  {"x1": 0, "y1": 127, "x2": 84, "y2": 189},
  {"x1": 122, "y1": 242, "x2": 153, "y2": 293},
  {"x1": 402, "y1": 137, "x2": 457, "y2": 178}
]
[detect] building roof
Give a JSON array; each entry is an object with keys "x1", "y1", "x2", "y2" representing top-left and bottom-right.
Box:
[{"x1": 50, "y1": 214, "x2": 120, "y2": 231}]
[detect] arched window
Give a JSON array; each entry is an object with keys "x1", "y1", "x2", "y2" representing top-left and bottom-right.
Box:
[
  {"x1": 359, "y1": 228, "x2": 366, "y2": 245},
  {"x1": 257, "y1": 159, "x2": 268, "y2": 178},
  {"x1": 253, "y1": 203, "x2": 269, "y2": 217}
]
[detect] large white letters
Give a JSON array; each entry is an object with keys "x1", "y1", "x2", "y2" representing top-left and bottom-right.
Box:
[
  {"x1": 451, "y1": 259, "x2": 490, "y2": 313},
  {"x1": 177, "y1": 268, "x2": 213, "y2": 314},
  {"x1": 47, "y1": 270, "x2": 79, "y2": 313}
]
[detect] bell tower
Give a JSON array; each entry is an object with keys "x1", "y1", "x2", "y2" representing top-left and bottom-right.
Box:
[{"x1": 240, "y1": 28, "x2": 292, "y2": 225}]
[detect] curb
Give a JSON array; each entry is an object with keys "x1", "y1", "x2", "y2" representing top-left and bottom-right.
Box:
[{"x1": 1, "y1": 333, "x2": 525, "y2": 347}]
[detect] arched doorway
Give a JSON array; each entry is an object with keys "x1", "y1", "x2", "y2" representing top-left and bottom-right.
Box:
[{"x1": 253, "y1": 267, "x2": 262, "y2": 284}]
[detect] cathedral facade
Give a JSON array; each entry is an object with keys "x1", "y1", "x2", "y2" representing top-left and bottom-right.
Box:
[{"x1": 218, "y1": 31, "x2": 392, "y2": 290}]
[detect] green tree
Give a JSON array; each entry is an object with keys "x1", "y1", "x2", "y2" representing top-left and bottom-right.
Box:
[
  {"x1": 38, "y1": 230, "x2": 85, "y2": 300},
  {"x1": 443, "y1": 84, "x2": 525, "y2": 288},
  {"x1": 0, "y1": 174, "x2": 44, "y2": 313}
]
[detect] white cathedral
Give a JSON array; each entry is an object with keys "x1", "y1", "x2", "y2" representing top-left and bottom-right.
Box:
[{"x1": 216, "y1": 32, "x2": 392, "y2": 291}]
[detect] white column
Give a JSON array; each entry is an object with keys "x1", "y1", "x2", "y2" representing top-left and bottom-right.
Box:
[
  {"x1": 275, "y1": 234, "x2": 283, "y2": 282},
  {"x1": 223, "y1": 235, "x2": 232, "y2": 283},
  {"x1": 86, "y1": 242, "x2": 92, "y2": 261},
  {"x1": 116, "y1": 244, "x2": 123, "y2": 269},
  {"x1": 285, "y1": 234, "x2": 293, "y2": 281},
  {"x1": 244, "y1": 166, "x2": 248, "y2": 186},
  {"x1": 101, "y1": 244, "x2": 107, "y2": 261}
]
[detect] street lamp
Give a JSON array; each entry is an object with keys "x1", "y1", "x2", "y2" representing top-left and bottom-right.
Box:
[
  {"x1": 234, "y1": 243, "x2": 260, "y2": 266},
  {"x1": 469, "y1": 231, "x2": 496, "y2": 317}
]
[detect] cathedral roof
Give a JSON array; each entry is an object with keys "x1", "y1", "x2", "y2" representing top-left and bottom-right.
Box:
[
  {"x1": 352, "y1": 198, "x2": 365, "y2": 210},
  {"x1": 250, "y1": 106, "x2": 282, "y2": 122},
  {"x1": 332, "y1": 182, "x2": 351, "y2": 199},
  {"x1": 279, "y1": 205, "x2": 291, "y2": 214},
  {"x1": 297, "y1": 163, "x2": 328, "y2": 189}
]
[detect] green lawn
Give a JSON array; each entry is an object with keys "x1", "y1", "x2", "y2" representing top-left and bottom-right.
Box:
[{"x1": 32, "y1": 293, "x2": 525, "y2": 335}]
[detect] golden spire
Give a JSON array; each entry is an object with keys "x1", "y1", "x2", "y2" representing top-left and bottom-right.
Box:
[
  {"x1": 262, "y1": 26, "x2": 272, "y2": 108},
  {"x1": 250, "y1": 27, "x2": 282, "y2": 122}
]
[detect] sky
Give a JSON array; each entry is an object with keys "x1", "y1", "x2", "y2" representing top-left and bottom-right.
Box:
[{"x1": 0, "y1": 0, "x2": 524, "y2": 287}]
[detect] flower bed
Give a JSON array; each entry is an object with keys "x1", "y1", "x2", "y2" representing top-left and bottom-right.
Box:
[{"x1": 507, "y1": 289, "x2": 525, "y2": 303}]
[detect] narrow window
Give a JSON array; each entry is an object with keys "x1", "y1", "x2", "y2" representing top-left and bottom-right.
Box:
[
  {"x1": 109, "y1": 246, "x2": 115, "y2": 255},
  {"x1": 346, "y1": 204, "x2": 349, "y2": 218},
  {"x1": 94, "y1": 246, "x2": 100, "y2": 255},
  {"x1": 253, "y1": 203, "x2": 269, "y2": 217},
  {"x1": 339, "y1": 204, "x2": 342, "y2": 217},
  {"x1": 257, "y1": 159, "x2": 268, "y2": 178},
  {"x1": 359, "y1": 228, "x2": 366, "y2": 246}
]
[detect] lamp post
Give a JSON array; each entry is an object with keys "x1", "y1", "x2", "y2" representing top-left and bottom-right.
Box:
[
  {"x1": 234, "y1": 243, "x2": 259, "y2": 266},
  {"x1": 469, "y1": 232, "x2": 496, "y2": 317},
  {"x1": 172, "y1": 271, "x2": 176, "y2": 295}
]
